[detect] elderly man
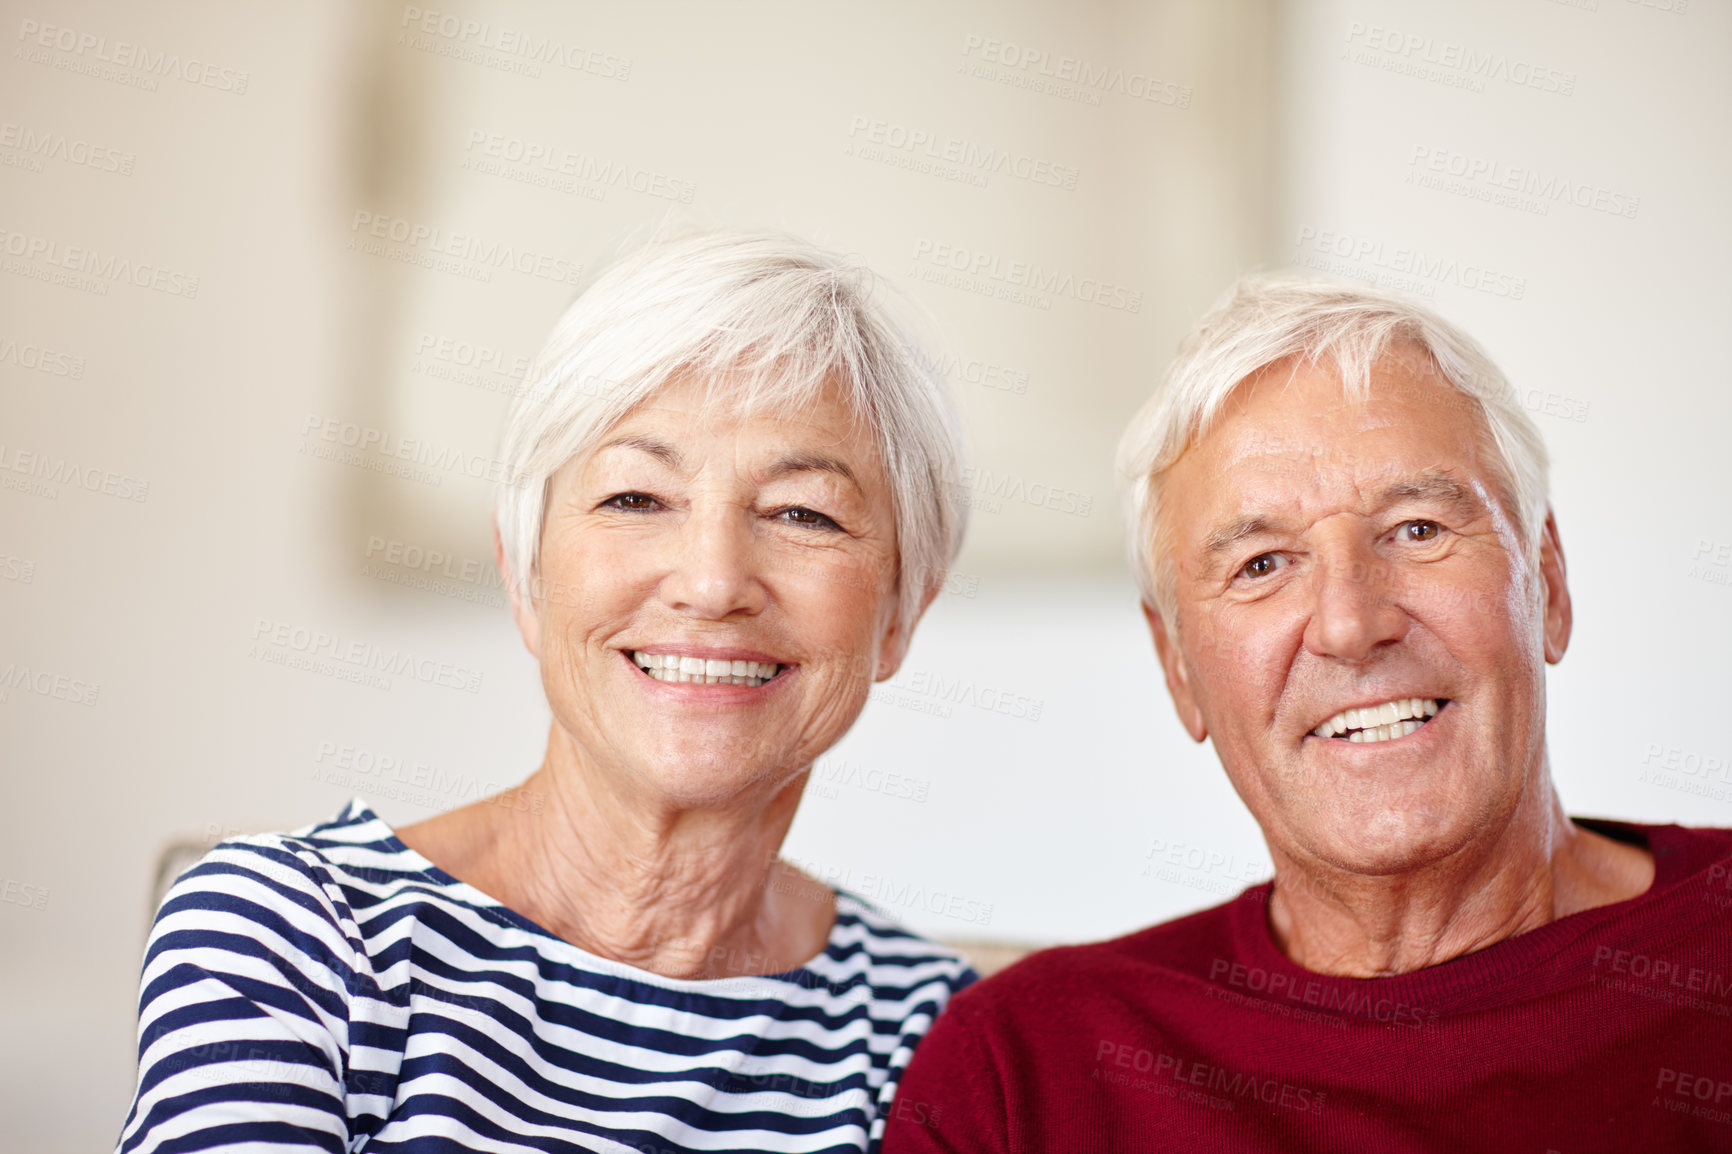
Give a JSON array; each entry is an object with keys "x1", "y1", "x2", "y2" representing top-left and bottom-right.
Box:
[{"x1": 883, "y1": 275, "x2": 1732, "y2": 1151}]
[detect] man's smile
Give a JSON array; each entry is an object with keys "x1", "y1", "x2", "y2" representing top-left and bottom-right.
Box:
[{"x1": 1310, "y1": 697, "x2": 1446, "y2": 743}]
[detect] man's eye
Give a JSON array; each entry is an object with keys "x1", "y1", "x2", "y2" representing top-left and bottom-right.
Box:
[
  {"x1": 1402, "y1": 520, "x2": 1441, "y2": 542},
  {"x1": 776, "y1": 506, "x2": 840, "y2": 530},
  {"x1": 1241, "y1": 553, "x2": 1280, "y2": 580},
  {"x1": 602, "y1": 492, "x2": 659, "y2": 512}
]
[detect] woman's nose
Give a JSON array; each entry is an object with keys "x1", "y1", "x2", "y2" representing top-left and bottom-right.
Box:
[{"x1": 657, "y1": 509, "x2": 768, "y2": 620}]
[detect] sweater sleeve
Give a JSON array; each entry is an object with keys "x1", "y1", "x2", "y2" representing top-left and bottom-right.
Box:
[
  {"x1": 115, "y1": 839, "x2": 361, "y2": 1153},
  {"x1": 879, "y1": 994, "x2": 1009, "y2": 1154}
]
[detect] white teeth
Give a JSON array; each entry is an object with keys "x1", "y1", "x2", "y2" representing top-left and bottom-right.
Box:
[
  {"x1": 630, "y1": 651, "x2": 782, "y2": 686},
  {"x1": 1312, "y1": 698, "x2": 1442, "y2": 741}
]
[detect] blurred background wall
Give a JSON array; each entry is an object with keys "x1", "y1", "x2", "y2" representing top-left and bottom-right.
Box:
[{"x1": 1, "y1": 0, "x2": 1726, "y2": 1147}]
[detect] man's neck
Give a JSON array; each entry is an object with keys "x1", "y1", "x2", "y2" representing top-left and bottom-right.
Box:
[{"x1": 1265, "y1": 801, "x2": 1655, "y2": 977}]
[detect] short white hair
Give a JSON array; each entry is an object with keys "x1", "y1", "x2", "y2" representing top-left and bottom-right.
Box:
[
  {"x1": 497, "y1": 227, "x2": 968, "y2": 630},
  {"x1": 1116, "y1": 272, "x2": 1550, "y2": 617}
]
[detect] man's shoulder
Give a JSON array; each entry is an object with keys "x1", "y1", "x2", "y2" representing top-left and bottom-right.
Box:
[
  {"x1": 1576, "y1": 818, "x2": 1732, "y2": 898},
  {"x1": 946, "y1": 890, "x2": 1257, "y2": 1019}
]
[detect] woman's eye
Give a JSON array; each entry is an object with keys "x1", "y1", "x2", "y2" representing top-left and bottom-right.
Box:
[
  {"x1": 1402, "y1": 520, "x2": 1441, "y2": 542},
  {"x1": 1240, "y1": 553, "x2": 1280, "y2": 580},
  {"x1": 602, "y1": 492, "x2": 660, "y2": 512},
  {"x1": 776, "y1": 506, "x2": 840, "y2": 530}
]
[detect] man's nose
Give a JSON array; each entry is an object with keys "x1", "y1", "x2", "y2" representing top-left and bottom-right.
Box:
[
  {"x1": 1301, "y1": 546, "x2": 1409, "y2": 662},
  {"x1": 658, "y1": 509, "x2": 768, "y2": 620}
]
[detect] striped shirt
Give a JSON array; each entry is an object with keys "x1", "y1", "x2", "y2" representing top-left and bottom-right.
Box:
[{"x1": 117, "y1": 800, "x2": 976, "y2": 1153}]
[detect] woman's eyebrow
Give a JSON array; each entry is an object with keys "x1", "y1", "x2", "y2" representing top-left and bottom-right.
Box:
[
  {"x1": 598, "y1": 435, "x2": 683, "y2": 469},
  {"x1": 762, "y1": 452, "x2": 859, "y2": 490}
]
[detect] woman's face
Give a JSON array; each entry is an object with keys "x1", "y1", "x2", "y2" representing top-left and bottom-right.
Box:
[{"x1": 513, "y1": 375, "x2": 914, "y2": 809}]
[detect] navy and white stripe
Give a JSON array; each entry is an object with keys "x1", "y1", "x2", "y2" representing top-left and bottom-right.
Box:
[{"x1": 117, "y1": 800, "x2": 975, "y2": 1153}]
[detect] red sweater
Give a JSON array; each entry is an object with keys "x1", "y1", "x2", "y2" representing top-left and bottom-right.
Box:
[{"x1": 883, "y1": 822, "x2": 1732, "y2": 1153}]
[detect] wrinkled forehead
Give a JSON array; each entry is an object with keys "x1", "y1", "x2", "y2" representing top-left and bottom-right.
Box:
[
  {"x1": 642, "y1": 369, "x2": 876, "y2": 446},
  {"x1": 573, "y1": 369, "x2": 887, "y2": 484},
  {"x1": 1170, "y1": 351, "x2": 1503, "y2": 527}
]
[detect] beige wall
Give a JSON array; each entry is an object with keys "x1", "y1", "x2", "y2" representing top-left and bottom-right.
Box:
[
  {"x1": 0, "y1": 2, "x2": 1273, "y2": 1147},
  {"x1": 3, "y1": 2, "x2": 1728, "y2": 1150}
]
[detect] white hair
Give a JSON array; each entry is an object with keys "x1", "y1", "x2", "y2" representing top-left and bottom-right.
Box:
[
  {"x1": 1116, "y1": 272, "x2": 1550, "y2": 617},
  {"x1": 496, "y1": 227, "x2": 968, "y2": 631}
]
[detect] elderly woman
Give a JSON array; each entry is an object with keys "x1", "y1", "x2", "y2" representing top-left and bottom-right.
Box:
[{"x1": 117, "y1": 230, "x2": 975, "y2": 1153}]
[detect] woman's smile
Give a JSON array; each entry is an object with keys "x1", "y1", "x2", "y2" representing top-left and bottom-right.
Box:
[
  {"x1": 620, "y1": 645, "x2": 798, "y2": 702},
  {"x1": 629, "y1": 649, "x2": 787, "y2": 687}
]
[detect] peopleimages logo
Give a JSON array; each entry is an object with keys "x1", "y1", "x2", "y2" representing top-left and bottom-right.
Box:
[
  {"x1": 910, "y1": 239, "x2": 1142, "y2": 313},
  {"x1": 249, "y1": 618, "x2": 484, "y2": 694},
  {"x1": 0, "y1": 121, "x2": 135, "y2": 174},
  {"x1": 909, "y1": 346, "x2": 1030, "y2": 396},
  {"x1": 348, "y1": 211, "x2": 583, "y2": 285},
  {"x1": 1406, "y1": 146, "x2": 1640, "y2": 219},
  {"x1": 0, "y1": 442, "x2": 150, "y2": 502},
  {"x1": 0, "y1": 662, "x2": 100, "y2": 707},
  {"x1": 1208, "y1": 958, "x2": 1440, "y2": 1029},
  {"x1": 1343, "y1": 21, "x2": 1576, "y2": 95},
  {"x1": 0, "y1": 227, "x2": 200, "y2": 297},
  {"x1": 845, "y1": 115, "x2": 1080, "y2": 190},
  {"x1": 1293, "y1": 227, "x2": 1527, "y2": 300},
  {"x1": 0, "y1": 335, "x2": 84, "y2": 379},
  {"x1": 1094, "y1": 1041, "x2": 1328, "y2": 1114},
  {"x1": 462, "y1": 130, "x2": 695, "y2": 203},
  {"x1": 15, "y1": 18, "x2": 249, "y2": 93},
  {"x1": 889, "y1": 666, "x2": 1045, "y2": 722},
  {"x1": 300, "y1": 413, "x2": 519, "y2": 487},
  {"x1": 958, "y1": 35, "x2": 1193, "y2": 108},
  {"x1": 398, "y1": 7, "x2": 630, "y2": 79}
]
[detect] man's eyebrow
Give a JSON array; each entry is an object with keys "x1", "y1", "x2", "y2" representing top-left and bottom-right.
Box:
[
  {"x1": 762, "y1": 451, "x2": 859, "y2": 488},
  {"x1": 597, "y1": 435, "x2": 682, "y2": 469},
  {"x1": 1202, "y1": 516, "x2": 1279, "y2": 561},
  {"x1": 1196, "y1": 474, "x2": 1483, "y2": 565},
  {"x1": 1377, "y1": 473, "x2": 1485, "y2": 516}
]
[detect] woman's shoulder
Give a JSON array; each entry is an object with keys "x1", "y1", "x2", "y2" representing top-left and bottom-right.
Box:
[
  {"x1": 166, "y1": 800, "x2": 418, "y2": 903},
  {"x1": 150, "y1": 799, "x2": 480, "y2": 968},
  {"x1": 815, "y1": 890, "x2": 980, "y2": 1003}
]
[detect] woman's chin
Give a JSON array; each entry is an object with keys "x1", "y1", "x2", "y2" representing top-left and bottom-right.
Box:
[{"x1": 620, "y1": 749, "x2": 807, "y2": 810}]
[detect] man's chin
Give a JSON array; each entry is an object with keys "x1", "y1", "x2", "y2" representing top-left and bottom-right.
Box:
[{"x1": 1293, "y1": 809, "x2": 1482, "y2": 880}]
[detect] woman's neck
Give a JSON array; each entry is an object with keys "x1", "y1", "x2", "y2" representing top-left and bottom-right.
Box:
[{"x1": 395, "y1": 727, "x2": 835, "y2": 980}]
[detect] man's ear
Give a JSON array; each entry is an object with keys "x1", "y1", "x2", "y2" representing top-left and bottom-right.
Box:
[
  {"x1": 872, "y1": 575, "x2": 943, "y2": 682},
  {"x1": 1143, "y1": 602, "x2": 1207, "y2": 742},
  {"x1": 1538, "y1": 507, "x2": 1572, "y2": 665},
  {"x1": 494, "y1": 516, "x2": 542, "y2": 659}
]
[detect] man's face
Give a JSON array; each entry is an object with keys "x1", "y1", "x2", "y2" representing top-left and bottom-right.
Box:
[{"x1": 1149, "y1": 348, "x2": 1571, "y2": 877}]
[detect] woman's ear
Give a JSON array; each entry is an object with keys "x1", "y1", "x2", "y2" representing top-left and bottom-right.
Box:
[
  {"x1": 872, "y1": 576, "x2": 942, "y2": 682},
  {"x1": 495, "y1": 517, "x2": 542, "y2": 658}
]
